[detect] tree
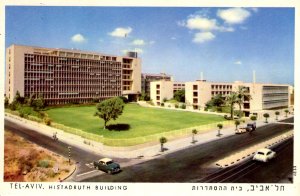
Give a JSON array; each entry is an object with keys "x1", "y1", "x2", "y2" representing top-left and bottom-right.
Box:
[
  {"x1": 284, "y1": 109, "x2": 289, "y2": 117},
  {"x1": 217, "y1": 123, "x2": 223, "y2": 137},
  {"x1": 94, "y1": 97, "x2": 125, "y2": 130},
  {"x1": 226, "y1": 92, "x2": 238, "y2": 119},
  {"x1": 139, "y1": 92, "x2": 150, "y2": 101},
  {"x1": 173, "y1": 89, "x2": 185, "y2": 102},
  {"x1": 250, "y1": 115, "x2": 257, "y2": 121},
  {"x1": 275, "y1": 111, "x2": 280, "y2": 121},
  {"x1": 236, "y1": 86, "x2": 251, "y2": 118},
  {"x1": 234, "y1": 120, "x2": 240, "y2": 131},
  {"x1": 159, "y1": 137, "x2": 167, "y2": 152},
  {"x1": 4, "y1": 97, "x2": 9, "y2": 109},
  {"x1": 192, "y1": 129, "x2": 198, "y2": 144},
  {"x1": 32, "y1": 95, "x2": 45, "y2": 111},
  {"x1": 263, "y1": 113, "x2": 270, "y2": 123},
  {"x1": 14, "y1": 90, "x2": 25, "y2": 104}
]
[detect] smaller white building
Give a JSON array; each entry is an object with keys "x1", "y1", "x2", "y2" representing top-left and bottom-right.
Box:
[{"x1": 150, "y1": 81, "x2": 174, "y2": 106}]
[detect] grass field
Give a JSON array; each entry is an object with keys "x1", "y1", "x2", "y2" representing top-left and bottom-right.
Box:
[{"x1": 46, "y1": 104, "x2": 224, "y2": 139}]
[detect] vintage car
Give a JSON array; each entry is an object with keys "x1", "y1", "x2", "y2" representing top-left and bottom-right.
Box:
[
  {"x1": 93, "y1": 158, "x2": 121, "y2": 174},
  {"x1": 253, "y1": 148, "x2": 276, "y2": 162}
]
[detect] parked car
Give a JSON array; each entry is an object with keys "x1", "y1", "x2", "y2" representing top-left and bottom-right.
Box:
[
  {"x1": 253, "y1": 148, "x2": 276, "y2": 162},
  {"x1": 93, "y1": 158, "x2": 121, "y2": 174}
]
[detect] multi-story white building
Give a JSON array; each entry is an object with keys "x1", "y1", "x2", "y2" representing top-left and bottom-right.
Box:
[
  {"x1": 6, "y1": 44, "x2": 141, "y2": 104},
  {"x1": 185, "y1": 80, "x2": 291, "y2": 117},
  {"x1": 185, "y1": 80, "x2": 233, "y2": 110}
]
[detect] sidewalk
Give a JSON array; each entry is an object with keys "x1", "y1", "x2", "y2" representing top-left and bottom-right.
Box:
[{"x1": 4, "y1": 112, "x2": 293, "y2": 160}]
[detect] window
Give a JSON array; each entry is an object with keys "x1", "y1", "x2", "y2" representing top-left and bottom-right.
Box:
[
  {"x1": 193, "y1": 85, "x2": 197, "y2": 90},
  {"x1": 193, "y1": 92, "x2": 198, "y2": 97}
]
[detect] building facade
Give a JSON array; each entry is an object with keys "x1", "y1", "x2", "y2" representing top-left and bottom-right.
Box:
[
  {"x1": 173, "y1": 82, "x2": 185, "y2": 93},
  {"x1": 6, "y1": 44, "x2": 141, "y2": 105},
  {"x1": 185, "y1": 80, "x2": 291, "y2": 116},
  {"x1": 185, "y1": 80, "x2": 233, "y2": 110},
  {"x1": 141, "y1": 73, "x2": 172, "y2": 95},
  {"x1": 150, "y1": 80, "x2": 174, "y2": 106}
]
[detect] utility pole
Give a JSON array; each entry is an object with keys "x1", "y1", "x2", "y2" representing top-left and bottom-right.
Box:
[{"x1": 68, "y1": 146, "x2": 71, "y2": 164}]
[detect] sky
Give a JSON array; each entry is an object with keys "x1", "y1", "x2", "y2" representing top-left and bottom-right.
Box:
[{"x1": 5, "y1": 7, "x2": 295, "y2": 85}]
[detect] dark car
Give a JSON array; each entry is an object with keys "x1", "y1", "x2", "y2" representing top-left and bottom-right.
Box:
[
  {"x1": 93, "y1": 158, "x2": 121, "y2": 174},
  {"x1": 246, "y1": 122, "x2": 256, "y2": 132}
]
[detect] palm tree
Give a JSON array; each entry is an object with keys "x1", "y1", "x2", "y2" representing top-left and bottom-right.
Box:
[
  {"x1": 192, "y1": 129, "x2": 198, "y2": 144},
  {"x1": 284, "y1": 109, "x2": 289, "y2": 117},
  {"x1": 275, "y1": 111, "x2": 280, "y2": 121},
  {"x1": 226, "y1": 92, "x2": 238, "y2": 119},
  {"x1": 234, "y1": 120, "x2": 240, "y2": 131},
  {"x1": 159, "y1": 137, "x2": 167, "y2": 152},
  {"x1": 263, "y1": 113, "x2": 270, "y2": 123},
  {"x1": 217, "y1": 123, "x2": 223, "y2": 137},
  {"x1": 236, "y1": 86, "x2": 251, "y2": 118}
]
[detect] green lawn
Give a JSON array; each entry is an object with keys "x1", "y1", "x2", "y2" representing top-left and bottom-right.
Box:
[{"x1": 46, "y1": 104, "x2": 224, "y2": 139}]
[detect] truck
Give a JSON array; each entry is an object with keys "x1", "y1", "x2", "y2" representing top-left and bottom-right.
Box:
[
  {"x1": 93, "y1": 158, "x2": 121, "y2": 174},
  {"x1": 235, "y1": 122, "x2": 256, "y2": 134}
]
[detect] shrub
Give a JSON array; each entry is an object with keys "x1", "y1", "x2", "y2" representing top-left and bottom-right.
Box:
[
  {"x1": 44, "y1": 117, "x2": 52, "y2": 126},
  {"x1": 161, "y1": 103, "x2": 165, "y2": 107},
  {"x1": 46, "y1": 170, "x2": 56, "y2": 178},
  {"x1": 175, "y1": 104, "x2": 179, "y2": 108},
  {"x1": 38, "y1": 160, "x2": 49, "y2": 168},
  {"x1": 163, "y1": 98, "x2": 168, "y2": 103},
  {"x1": 118, "y1": 96, "x2": 129, "y2": 104},
  {"x1": 181, "y1": 104, "x2": 186, "y2": 109}
]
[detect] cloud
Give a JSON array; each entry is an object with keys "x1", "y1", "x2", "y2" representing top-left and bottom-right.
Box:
[
  {"x1": 131, "y1": 39, "x2": 145, "y2": 46},
  {"x1": 193, "y1": 32, "x2": 215, "y2": 43},
  {"x1": 186, "y1": 16, "x2": 218, "y2": 31},
  {"x1": 234, "y1": 60, "x2": 242, "y2": 65},
  {"x1": 217, "y1": 8, "x2": 251, "y2": 24},
  {"x1": 109, "y1": 27, "x2": 132, "y2": 38},
  {"x1": 171, "y1": 37, "x2": 177, "y2": 40},
  {"x1": 71, "y1": 34, "x2": 86, "y2": 43}
]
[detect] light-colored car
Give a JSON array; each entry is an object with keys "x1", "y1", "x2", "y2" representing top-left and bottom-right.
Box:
[
  {"x1": 253, "y1": 148, "x2": 276, "y2": 162},
  {"x1": 235, "y1": 127, "x2": 247, "y2": 134}
]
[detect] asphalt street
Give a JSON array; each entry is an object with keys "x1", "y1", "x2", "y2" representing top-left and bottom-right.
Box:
[{"x1": 84, "y1": 120, "x2": 294, "y2": 182}]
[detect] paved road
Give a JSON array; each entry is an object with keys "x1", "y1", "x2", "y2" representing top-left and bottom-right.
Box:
[
  {"x1": 5, "y1": 117, "x2": 294, "y2": 182},
  {"x1": 195, "y1": 138, "x2": 293, "y2": 183},
  {"x1": 84, "y1": 120, "x2": 294, "y2": 182}
]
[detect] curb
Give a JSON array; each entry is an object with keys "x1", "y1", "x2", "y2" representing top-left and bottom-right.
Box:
[{"x1": 61, "y1": 164, "x2": 77, "y2": 182}]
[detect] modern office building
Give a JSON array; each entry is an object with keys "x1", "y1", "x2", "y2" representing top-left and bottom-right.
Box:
[
  {"x1": 5, "y1": 44, "x2": 141, "y2": 105},
  {"x1": 185, "y1": 80, "x2": 291, "y2": 117},
  {"x1": 141, "y1": 73, "x2": 172, "y2": 95},
  {"x1": 185, "y1": 80, "x2": 233, "y2": 110}
]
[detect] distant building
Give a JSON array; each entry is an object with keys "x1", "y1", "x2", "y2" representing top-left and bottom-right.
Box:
[
  {"x1": 185, "y1": 80, "x2": 291, "y2": 117},
  {"x1": 141, "y1": 73, "x2": 172, "y2": 95},
  {"x1": 6, "y1": 44, "x2": 141, "y2": 104}
]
